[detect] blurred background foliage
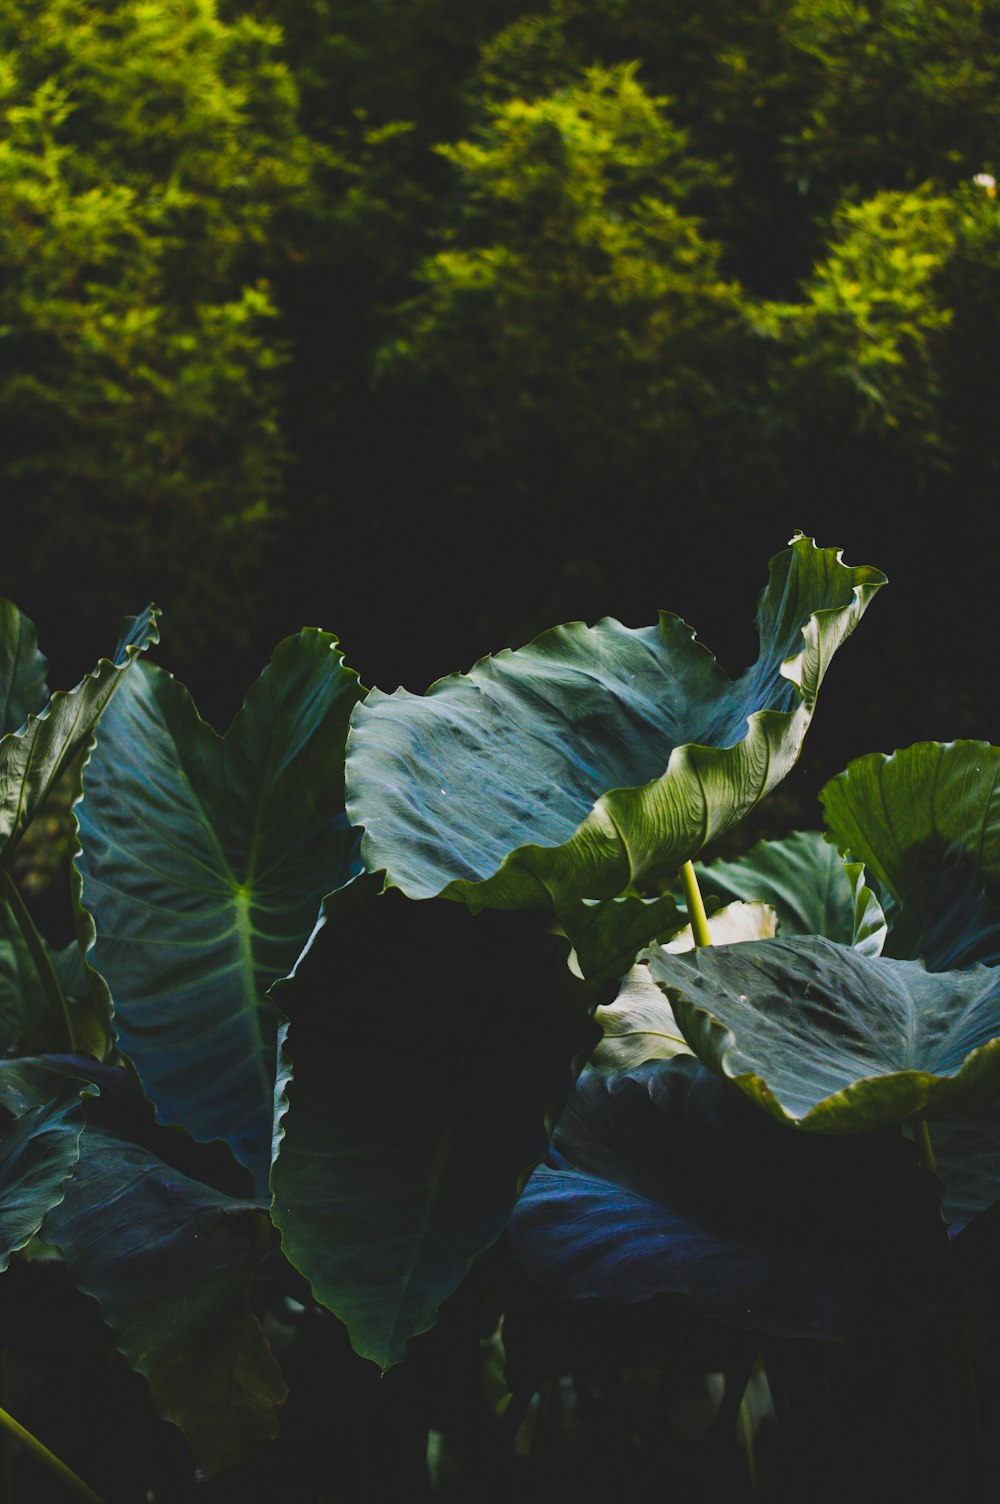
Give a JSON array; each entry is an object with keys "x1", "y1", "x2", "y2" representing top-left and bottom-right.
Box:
[{"x1": 1, "y1": 0, "x2": 997, "y2": 819}]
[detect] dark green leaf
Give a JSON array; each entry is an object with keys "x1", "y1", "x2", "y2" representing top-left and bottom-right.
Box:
[
  {"x1": 592, "y1": 963, "x2": 691, "y2": 1074},
  {"x1": 562, "y1": 892, "x2": 686, "y2": 984},
  {"x1": 645, "y1": 936, "x2": 1000, "y2": 1131},
  {"x1": 509, "y1": 1057, "x2": 951, "y2": 1343},
  {"x1": 271, "y1": 874, "x2": 600, "y2": 1369},
  {"x1": 0, "y1": 605, "x2": 159, "y2": 869},
  {"x1": 0, "y1": 1091, "x2": 89, "y2": 1271},
  {"x1": 0, "y1": 598, "x2": 48, "y2": 736},
  {"x1": 915, "y1": 1105, "x2": 1000, "y2": 1235},
  {"x1": 45, "y1": 1127, "x2": 284, "y2": 1476},
  {"x1": 0, "y1": 1055, "x2": 280, "y2": 1475},
  {"x1": 346, "y1": 538, "x2": 884, "y2": 968},
  {"x1": 76, "y1": 632, "x2": 363, "y2": 1190},
  {"x1": 696, "y1": 829, "x2": 860, "y2": 944},
  {"x1": 821, "y1": 741, "x2": 1000, "y2": 967},
  {"x1": 592, "y1": 902, "x2": 774, "y2": 1072},
  {"x1": 0, "y1": 904, "x2": 107, "y2": 1057}
]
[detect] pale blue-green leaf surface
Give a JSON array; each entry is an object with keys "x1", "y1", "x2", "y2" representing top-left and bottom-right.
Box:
[
  {"x1": 645, "y1": 936, "x2": 1000, "y2": 1132},
  {"x1": 75, "y1": 632, "x2": 363, "y2": 1190},
  {"x1": 346, "y1": 539, "x2": 885, "y2": 953}
]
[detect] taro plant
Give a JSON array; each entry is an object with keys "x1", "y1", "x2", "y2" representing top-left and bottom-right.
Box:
[{"x1": 2, "y1": 533, "x2": 1000, "y2": 1501}]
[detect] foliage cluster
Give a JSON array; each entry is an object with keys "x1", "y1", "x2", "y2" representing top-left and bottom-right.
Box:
[{"x1": 2, "y1": 537, "x2": 1000, "y2": 1500}]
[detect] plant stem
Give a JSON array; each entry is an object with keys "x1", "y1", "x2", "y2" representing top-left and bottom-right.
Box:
[
  {"x1": 0, "y1": 1350, "x2": 12, "y2": 1504},
  {"x1": 912, "y1": 1117, "x2": 936, "y2": 1175},
  {"x1": 679, "y1": 860, "x2": 712, "y2": 948},
  {"x1": 739, "y1": 1392, "x2": 759, "y2": 1503},
  {"x1": 0, "y1": 1405, "x2": 108, "y2": 1504},
  {"x1": 0, "y1": 869, "x2": 75, "y2": 1053}
]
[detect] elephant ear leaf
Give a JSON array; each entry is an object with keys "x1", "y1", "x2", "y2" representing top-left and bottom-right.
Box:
[
  {"x1": 696, "y1": 831, "x2": 887, "y2": 955},
  {"x1": 645, "y1": 936, "x2": 1000, "y2": 1132},
  {"x1": 508, "y1": 1057, "x2": 951, "y2": 1344},
  {"x1": 696, "y1": 830, "x2": 857, "y2": 942},
  {"x1": 591, "y1": 902, "x2": 774, "y2": 1073},
  {"x1": 592, "y1": 962, "x2": 692, "y2": 1074},
  {"x1": 821, "y1": 741, "x2": 1000, "y2": 969},
  {"x1": 0, "y1": 908, "x2": 107, "y2": 1057},
  {"x1": 0, "y1": 598, "x2": 49, "y2": 737},
  {"x1": 0, "y1": 1056, "x2": 284, "y2": 1477},
  {"x1": 592, "y1": 896, "x2": 769, "y2": 1076},
  {"x1": 0, "y1": 1090, "x2": 91, "y2": 1270},
  {"x1": 0, "y1": 605, "x2": 159, "y2": 869},
  {"x1": 46, "y1": 1125, "x2": 284, "y2": 1477},
  {"x1": 346, "y1": 537, "x2": 884, "y2": 976},
  {"x1": 270, "y1": 874, "x2": 599, "y2": 1370},
  {"x1": 75, "y1": 631, "x2": 364, "y2": 1193}
]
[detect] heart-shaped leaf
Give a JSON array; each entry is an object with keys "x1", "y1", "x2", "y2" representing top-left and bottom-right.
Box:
[
  {"x1": 645, "y1": 936, "x2": 1000, "y2": 1131},
  {"x1": 270, "y1": 874, "x2": 600, "y2": 1369},
  {"x1": 917, "y1": 1104, "x2": 1000, "y2": 1235},
  {"x1": 562, "y1": 891, "x2": 687, "y2": 984},
  {"x1": 47, "y1": 1126, "x2": 283, "y2": 1476},
  {"x1": 695, "y1": 829, "x2": 876, "y2": 946},
  {"x1": 591, "y1": 962, "x2": 691, "y2": 1074},
  {"x1": 346, "y1": 538, "x2": 884, "y2": 971},
  {"x1": 0, "y1": 1090, "x2": 90, "y2": 1271},
  {"x1": 0, "y1": 905, "x2": 108, "y2": 1057},
  {"x1": 0, "y1": 598, "x2": 49, "y2": 737},
  {"x1": 821, "y1": 741, "x2": 1000, "y2": 968},
  {"x1": 0, "y1": 1056, "x2": 284, "y2": 1476},
  {"x1": 75, "y1": 632, "x2": 363, "y2": 1191},
  {"x1": 0, "y1": 605, "x2": 159, "y2": 869},
  {"x1": 509, "y1": 1057, "x2": 951, "y2": 1343},
  {"x1": 591, "y1": 902, "x2": 775, "y2": 1074}
]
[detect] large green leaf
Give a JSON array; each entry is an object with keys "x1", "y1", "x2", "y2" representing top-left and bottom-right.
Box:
[
  {"x1": 645, "y1": 936, "x2": 1000, "y2": 1132},
  {"x1": 75, "y1": 632, "x2": 363, "y2": 1190},
  {"x1": 0, "y1": 906, "x2": 108, "y2": 1057},
  {"x1": 821, "y1": 741, "x2": 1000, "y2": 967},
  {"x1": 591, "y1": 962, "x2": 692, "y2": 1074},
  {"x1": 346, "y1": 538, "x2": 884, "y2": 956},
  {"x1": 696, "y1": 830, "x2": 888, "y2": 956},
  {"x1": 0, "y1": 605, "x2": 159, "y2": 868},
  {"x1": 0, "y1": 1056, "x2": 283, "y2": 1476},
  {"x1": 592, "y1": 902, "x2": 776, "y2": 1073},
  {"x1": 271, "y1": 874, "x2": 600, "y2": 1369},
  {"x1": 509, "y1": 1057, "x2": 952, "y2": 1344},
  {"x1": 47, "y1": 1127, "x2": 283, "y2": 1476},
  {"x1": 0, "y1": 1090, "x2": 90, "y2": 1271},
  {"x1": 0, "y1": 598, "x2": 49, "y2": 736},
  {"x1": 696, "y1": 830, "x2": 854, "y2": 943},
  {"x1": 917, "y1": 1104, "x2": 1000, "y2": 1235}
]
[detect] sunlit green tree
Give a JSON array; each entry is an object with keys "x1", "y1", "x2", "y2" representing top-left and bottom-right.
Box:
[
  {"x1": 379, "y1": 64, "x2": 757, "y2": 480},
  {"x1": 0, "y1": 0, "x2": 310, "y2": 654}
]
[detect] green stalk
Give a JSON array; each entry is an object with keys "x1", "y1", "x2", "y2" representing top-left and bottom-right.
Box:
[
  {"x1": 912, "y1": 1117, "x2": 936, "y2": 1175},
  {"x1": 679, "y1": 860, "x2": 712, "y2": 948},
  {"x1": 0, "y1": 1404, "x2": 108, "y2": 1504},
  {"x1": 0, "y1": 869, "x2": 75, "y2": 1052},
  {"x1": 739, "y1": 1392, "x2": 758, "y2": 1503}
]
